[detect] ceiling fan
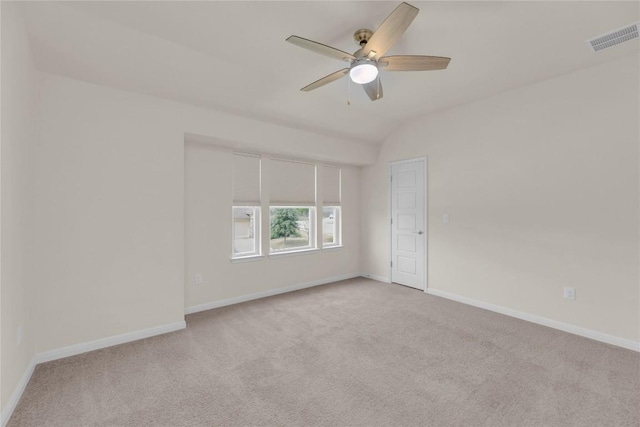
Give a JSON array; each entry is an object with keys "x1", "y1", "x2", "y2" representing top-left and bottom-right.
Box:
[{"x1": 286, "y1": 2, "x2": 451, "y2": 102}]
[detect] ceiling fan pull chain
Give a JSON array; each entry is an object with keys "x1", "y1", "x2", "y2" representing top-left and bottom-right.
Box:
[{"x1": 347, "y1": 74, "x2": 351, "y2": 106}]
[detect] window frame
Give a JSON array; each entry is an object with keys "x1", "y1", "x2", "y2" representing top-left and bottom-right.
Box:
[
  {"x1": 268, "y1": 206, "x2": 316, "y2": 255},
  {"x1": 322, "y1": 206, "x2": 342, "y2": 249},
  {"x1": 231, "y1": 205, "x2": 262, "y2": 259}
]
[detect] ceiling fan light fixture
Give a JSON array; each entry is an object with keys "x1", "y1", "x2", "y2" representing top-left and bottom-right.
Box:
[
  {"x1": 286, "y1": 2, "x2": 450, "y2": 102},
  {"x1": 349, "y1": 60, "x2": 378, "y2": 84}
]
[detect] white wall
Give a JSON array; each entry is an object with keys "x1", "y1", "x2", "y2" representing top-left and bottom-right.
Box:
[
  {"x1": 362, "y1": 54, "x2": 640, "y2": 343},
  {"x1": 0, "y1": 1, "x2": 38, "y2": 414},
  {"x1": 184, "y1": 143, "x2": 361, "y2": 309},
  {"x1": 3, "y1": 8, "x2": 638, "y2": 420},
  {"x1": 32, "y1": 73, "x2": 375, "y2": 354}
]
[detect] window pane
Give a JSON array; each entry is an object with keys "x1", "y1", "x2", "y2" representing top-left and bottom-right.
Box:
[
  {"x1": 323, "y1": 206, "x2": 339, "y2": 246},
  {"x1": 270, "y1": 207, "x2": 311, "y2": 252},
  {"x1": 234, "y1": 207, "x2": 258, "y2": 255}
]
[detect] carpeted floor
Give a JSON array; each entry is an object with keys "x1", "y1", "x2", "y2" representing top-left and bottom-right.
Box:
[{"x1": 8, "y1": 278, "x2": 640, "y2": 426}]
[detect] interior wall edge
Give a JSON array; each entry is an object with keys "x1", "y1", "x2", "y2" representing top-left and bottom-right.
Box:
[
  {"x1": 426, "y1": 288, "x2": 640, "y2": 352},
  {"x1": 360, "y1": 273, "x2": 391, "y2": 284},
  {"x1": 35, "y1": 321, "x2": 186, "y2": 364},
  {"x1": 185, "y1": 273, "x2": 360, "y2": 315},
  {"x1": 1, "y1": 0, "x2": 39, "y2": 418},
  {"x1": 0, "y1": 358, "x2": 35, "y2": 427},
  {"x1": 1, "y1": 319, "x2": 186, "y2": 426},
  {"x1": 184, "y1": 132, "x2": 377, "y2": 167},
  {"x1": 37, "y1": 71, "x2": 378, "y2": 167}
]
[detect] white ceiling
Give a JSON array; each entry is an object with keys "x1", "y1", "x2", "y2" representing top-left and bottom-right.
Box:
[{"x1": 20, "y1": 1, "x2": 639, "y2": 145}]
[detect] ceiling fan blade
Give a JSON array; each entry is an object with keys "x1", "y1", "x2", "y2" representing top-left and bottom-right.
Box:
[
  {"x1": 362, "y1": 77, "x2": 383, "y2": 101},
  {"x1": 286, "y1": 36, "x2": 356, "y2": 62},
  {"x1": 301, "y1": 68, "x2": 349, "y2": 92},
  {"x1": 379, "y1": 55, "x2": 451, "y2": 71},
  {"x1": 363, "y1": 2, "x2": 419, "y2": 60}
]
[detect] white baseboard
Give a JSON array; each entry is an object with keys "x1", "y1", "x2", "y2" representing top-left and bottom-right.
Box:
[
  {"x1": 185, "y1": 273, "x2": 360, "y2": 315},
  {"x1": 1, "y1": 320, "x2": 186, "y2": 426},
  {"x1": 36, "y1": 321, "x2": 186, "y2": 364},
  {"x1": 1, "y1": 358, "x2": 36, "y2": 427},
  {"x1": 426, "y1": 288, "x2": 640, "y2": 352},
  {"x1": 360, "y1": 273, "x2": 391, "y2": 283}
]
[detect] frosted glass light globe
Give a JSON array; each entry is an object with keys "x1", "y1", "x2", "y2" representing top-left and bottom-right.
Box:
[{"x1": 349, "y1": 61, "x2": 378, "y2": 84}]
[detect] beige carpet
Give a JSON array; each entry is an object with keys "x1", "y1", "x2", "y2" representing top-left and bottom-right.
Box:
[{"x1": 9, "y1": 278, "x2": 640, "y2": 426}]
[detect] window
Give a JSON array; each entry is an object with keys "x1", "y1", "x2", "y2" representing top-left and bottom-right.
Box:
[
  {"x1": 232, "y1": 153, "x2": 261, "y2": 259},
  {"x1": 322, "y1": 206, "x2": 340, "y2": 247},
  {"x1": 270, "y1": 207, "x2": 315, "y2": 253},
  {"x1": 233, "y1": 206, "x2": 260, "y2": 256},
  {"x1": 231, "y1": 155, "x2": 343, "y2": 258},
  {"x1": 322, "y1": 165, "x2": 341, "y2": 248},
  {"x1": 268, "y1": 159, "x2": 316, "y2": 254}
]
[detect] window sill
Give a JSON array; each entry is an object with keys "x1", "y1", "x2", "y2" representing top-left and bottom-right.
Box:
[
  {"x1": 230, "y1": 255, "x2": 265, "y2": 263},
  {"x1": 269, "y1": 248, "x2": 319, "y2": 259},
  {"x1": 321, "y1": 245, "x2": 343, "y2": 252}
]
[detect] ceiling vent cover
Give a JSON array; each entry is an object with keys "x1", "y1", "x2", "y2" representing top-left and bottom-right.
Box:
[{"x1": 587, "y1": 22, "x2": 639, "y2": 52}]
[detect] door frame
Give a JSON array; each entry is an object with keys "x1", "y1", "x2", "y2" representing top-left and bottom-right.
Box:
[{"x1": 389, "y1": 157, "x2": 428, "y2": 292}]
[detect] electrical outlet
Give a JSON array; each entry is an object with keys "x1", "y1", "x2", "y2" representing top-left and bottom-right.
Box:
[
  {"x1": 195, "y1": 274, "x2": 203, "y2": 285},
  {"x1": 17, "y1": 325, "x2": 24, "y2": 346},
  {"x1": 443, "y1": 213, "x2": 450, "y2": 223},
  {"x1": 563, "y1": 287, "x2": 576, "y2": 300}
]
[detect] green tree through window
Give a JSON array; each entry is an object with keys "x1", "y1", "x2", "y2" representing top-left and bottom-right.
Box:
[{"x1": 270, "y1": 208, "x2": 300, "y2": 243}]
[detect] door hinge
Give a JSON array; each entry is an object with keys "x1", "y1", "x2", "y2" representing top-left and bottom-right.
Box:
[
  {"x1": 390, "y1": 175, "x2": 393, "y2": 182},
  {"x1": 390, "y1": 218, "x2": 393, "y2": 224},
  {"x1": 390, "y1": 261, "x2": 393, "y2": 267}
]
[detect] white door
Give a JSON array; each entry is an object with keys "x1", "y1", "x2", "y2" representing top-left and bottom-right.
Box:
[{"x1": 391, "y1": 159, "x2": 426, "y2": 290}]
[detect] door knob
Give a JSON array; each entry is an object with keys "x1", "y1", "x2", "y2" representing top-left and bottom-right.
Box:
[{"x1": 414, "y1": 230, "x2": 423, "y2": 235}]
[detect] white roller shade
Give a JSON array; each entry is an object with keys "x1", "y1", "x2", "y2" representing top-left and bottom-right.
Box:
[
  {"x1": 322, "y1": 165, "x2": 341, "y2": 205},
  {"x1": 269, "y1": 159, "x2": 316, "y2": 205},
  {"x1": 233, "y1": 153, "x2": 261, "y2": 205}
]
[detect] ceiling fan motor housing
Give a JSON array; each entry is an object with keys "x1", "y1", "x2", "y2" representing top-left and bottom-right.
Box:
[{"x1": 353, "y1": 29, "x2": 374, "y2": 46}]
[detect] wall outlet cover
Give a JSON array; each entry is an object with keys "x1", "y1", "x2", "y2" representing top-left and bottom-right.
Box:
[{"x1": 563, "y1": 287, "x2": 576, "y2": 300}]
